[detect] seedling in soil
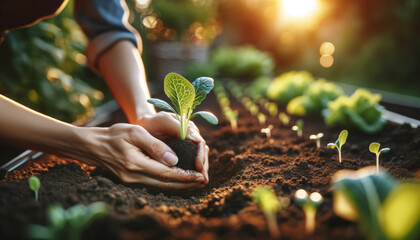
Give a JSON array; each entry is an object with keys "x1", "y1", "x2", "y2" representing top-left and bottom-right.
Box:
[
  {"x1": 28, "y1": 176, "x2": 40, "y2": 202},
  {"x1": 257, "y1": 112, "x2": 266, "y2": 125},
  {"x1": 369, "y1": 142, "x2": 390, "y2": 174},
  {"x1": 261, "y1": 125, "x2": 274, "y2": 138},
  {"x1": 309, "y1": 133, "x2": 324, "y2": 148},
  {"x1": 249, "y1": 104, "x2": 259, "y2": 116},
  {"x1": 252, "y1": 186, "x2": 289, "y2": 238},
  {"x1": 327, "y1": 130, "x2": 348, "y2": 163},
  {"x1": 223, "y1": 107, "x2": 238, "y2": 131},
  {"x1": 292, "y1": 119, "x2": 304, "y2": 138},
  {"x1": 148, "y1": 73, "x2": 218, "y2": 140},
  {"x1": 29, "y1": 202, "x2": 108, "y2": 240},
  {"x1": 278, "y1": 112, "x2": 290, "y2": 126},
  {"x1": 294, "y1": 189, "x2": 323, "y2": 234},
  {"x1": 265, "y1": 102, "x2": 278, "y2": 117}
]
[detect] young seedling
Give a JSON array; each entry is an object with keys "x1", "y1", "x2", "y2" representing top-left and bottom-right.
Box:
[
  {"x1": 249, "y1": 104, "x2": 259, "y2": 116},
  {"x1": 252, "y1": 186, "x2": 289, "y2": 238},
  {"x1": 223, "y1": 107, "x2": 238, "y2": 131},
  {"x1": 327, "y1": 130, "x2": 348, "y2": 163},
  {"x1": 28, "y1": 176, "x2": 40, "y2": 202},
  {"x1": 267, "y1": 102, "x2": 278, "y2": 117},
  {"x1": 261, "y1": 124, "x2": 274, "y2": 138},
  {"x1": 257, "y1": 112, "x2": 266, "y2": 125},
  {"x1": 309, "y1": 133, "x2": 324, "y2": 148},
  {"x1": 278, "y1": 112, "x2": 290, "y2": 126},
  {"x1": 294, "y1": 189, "x2": 323, "y2": 234},
  {"x1": 369, "y1": 142, "x2": 390, "y2": 174},
  {"x1": 292, "y1": 119, "x2": 304, "y2": 138},
  {"x1": 148, "y1": 73, "x2": 218, "y2": 140}
]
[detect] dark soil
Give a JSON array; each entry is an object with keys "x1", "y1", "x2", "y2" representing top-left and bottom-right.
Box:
[
  {"x1": 1, "y1": 93, "x2": 420, "y2": 240},
  {"x1": 169, "y1": 139, "x2": 198, "y2": 170}
]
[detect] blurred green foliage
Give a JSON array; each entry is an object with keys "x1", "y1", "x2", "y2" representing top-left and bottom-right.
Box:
[
  {"x1": 184, "y1": 45, "x2": 274, "y2": 80},
  {"x1": 267, "y1": 71, "x2": 313, "y2": 104},
  {"x1": 0, "y1": 3, "x2": 109, "y2": 123}
]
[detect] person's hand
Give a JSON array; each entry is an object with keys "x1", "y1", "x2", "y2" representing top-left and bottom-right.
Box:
[
  {"x1": 135, "y1": 112, "x2": 209, "y2": 183},
  {"x1": 74, "y1": 122, "x2": 206, "y2": 189}
]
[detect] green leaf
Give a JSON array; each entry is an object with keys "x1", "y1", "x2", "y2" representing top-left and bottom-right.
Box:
[
  {"x1": 332, "y1": 166, "x2": 397, "y2": 240},
  {"x1": 328, "y1": 143, "x2": 336, "y2": 149},
  {"x1": 29, "y1": 176, "x2": 40, "y2": 192},
  {"x1": 379, "y1": 148, "x2": 390, "y2": 154},
  {"x1": 380, "y1": 183, "x2": 420, "y2": 240},
  {"x1": 164, "y1": 73, "x2": 195, "y2": 115},
  {"x1": 369, "y1": 142, "x2": 380, "y2": 154},
  {"x1": 190, "y1": 111, "x2": 218, "y2": 125},
  {"x1": 338, "y1": 130, "x2": 348, "y2": 147},
  {"x1": 334, "y1": 139, "x2": 340, "y2": 148},
  {"x1": 191, "y1": 77, "x2": 214, "y2": 110},
  {"x1": 147, "y1": 98, "x2": 176, "y2": 113}
]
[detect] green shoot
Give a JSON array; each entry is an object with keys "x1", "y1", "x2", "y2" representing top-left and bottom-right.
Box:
[
  {"x1": 28, "y1": 176, "x2": 40, "y2": 202},
  {"x1": 249, "y1": 104, "x2": 259, "y2": 116},
  {"x1": 278, "y1": 112, "x2": 290, "y2": 126},
  {"x1": 29, "y1": 202, "x2": 108, "y2": 240},
  {"x1": 369, "y1": 142, "x2": 390, "y2": 174},
  {"x1": 294, "y1": 189, "x2": 323, "y2": 234},
  {"x1": 292, "y1": 119, "x2": 304, "y2": 138},
  {"x1": 252, "y1": 186, "x2": 290, "y2": 238},
  {"x1": 327, "y1": 130, "x2": 348, "y2": 163},
  {"x1": 268, "y1": 102, "x2": 278, "y2": 117},
  {"x1": 223, "y1": 106, "x2": 238, "y2": 131},
  {"x1": 257, "y1": 112, "x2": 266, "y2": 125},
  {"x1": 309, "y1": 133, "x2": 324, "y2": 148},
  {"x1": 148, "y1": 73, "x2": 218, "y2": 140},
  {"x1": 261, "y1": 124, "x2": 274, "y2": 138}
]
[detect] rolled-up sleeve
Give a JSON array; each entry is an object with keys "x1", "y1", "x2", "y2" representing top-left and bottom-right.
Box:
[{"x1": 74, "y1": 0, "x2": 142, "y2": 72}]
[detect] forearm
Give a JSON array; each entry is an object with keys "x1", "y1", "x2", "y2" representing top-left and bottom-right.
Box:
[
  {"x1": 97, "y1": 40, "x2": 155, "y2": 123},
  {"x1": 0, "y1": 95, "x2": 93, "y2": 159}
]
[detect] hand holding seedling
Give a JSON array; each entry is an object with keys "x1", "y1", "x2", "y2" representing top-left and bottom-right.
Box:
[
  {"x1": 292, "y1": 119, "x2": 304, "y2": 138},
  {"x1": 28, "y1": 176, "x2": 40, "y2": 202},
  {"x1": 309, "y1": 133, "x2": 324, "y2": 148},
  {"x1": 369, "y1": 142, "x2": 390, "y2": 174},
  {"x1": 294, "y1": 189, "x2": 323, "y2": 234},
  {"x1": 328, "y1": 130, "x2": 348, "y2": 163}
]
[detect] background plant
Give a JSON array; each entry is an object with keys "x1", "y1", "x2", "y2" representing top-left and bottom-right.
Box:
[{"x1": 28, "y1": 176, "x2": 41, "y2": 202}]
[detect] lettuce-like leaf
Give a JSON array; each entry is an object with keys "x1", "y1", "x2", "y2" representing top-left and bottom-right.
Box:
[
  {"x1": 164, "y1": 73, "x2": 195, "y2": 115},
  {"x1": 267, "y1": 71, "x2": 314, "y2": 104}
]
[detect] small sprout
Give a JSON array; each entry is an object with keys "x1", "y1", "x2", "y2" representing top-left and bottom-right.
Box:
[
  {"x1": 295, "y1": 189, "x2": 323, "y2": 234},
  {"x1": 292, "y1": 119, "x2": 304, "y2": 138},
  {"x1": 223, "y1": 107, "x2": 239, "y2": 131},
  {"x1": 267, "y1": 102, "x2": 278, "y2": 117},
  {"x1": 257, "y1": 112, "x2": 266, "y2": 125},
  {"x1": 241, "y1": 97, "x2": 251, "y2": 107},
  {"x1": 248, "y1": 104, "x2": 259, "y2": 116},
  {"x1": 327, "y1": 130, "x2": 348, "y2": 163},
  {"x1": 218, "y1": 97, "x2": 230, "y2": 108},
  {"x1": 278, "y1": 112, "x2": 290, "y2": 126},
  {"x1": 369, "y1": 142, "x2": 390, "y2": 174},
  {"x1": 29, "y1": 176, "x2": 41, "y2": 202},
  {"x1": 252, "y1": 186, "x2": 288, "y2": 238},
  {"x1": 309, "y1": 133, "x2": 324, "y2": 148},
  {"x1": 261, "y1": 124, "x2": 274, "y2": 138}
]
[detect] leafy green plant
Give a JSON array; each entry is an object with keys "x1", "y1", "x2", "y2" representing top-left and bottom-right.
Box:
[
  {"x1": 328, "y1": 130, "x2": 348, "y2": 163},
  {"x1": 309, "y1": 133, "x2": 324, "y2": 148},
  {"x1": 323, "y1": 89, "x2": 386, "y2": 134},
  {"x1": 261, "y1": 124, "x2": 274, "y2": 138},
  {"x1": 287, "y1": 79, "x2": 344, "y2": 116},
  {"x1": 147, "y1": 73, "x2": 218, "y2": 140},
  {"x1": 332, "y1": 166, "x2": 420, "y2": 240},
  {"x1": 29, "y1": 202, "x2": 108, "y2": 240},
  {"x1": 244, "y1": 76, "x2": 271, "y2": 101},
  {"x1": 294, "y1": 189, "x2": 323, "y2": 234},
  {"x1": 257, "y1": 112, "x2": 266, "y2": 125},
  {"x1": 267, "y1": 71, "x2": 314, "y2": 104},
  {"x1": 278, "y1": 112, "x2": 290, "y2": 126},
  {"x1": 369, "y1": 142, "x2": 390, "y2": 174},
  {"x1": 292, "y1": 119, "x2": 304, "y2": 138},
  {"x1": 28, "y1": 176, "x2": 41, "y2": 202},
  {"x1": 252, "y1": 186, "x2": 290, "y2": 238}
]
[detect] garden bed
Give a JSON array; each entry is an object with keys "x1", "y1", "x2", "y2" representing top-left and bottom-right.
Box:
[{"x1": 1, "y1": 93, "x2": 420, "y2": 240}]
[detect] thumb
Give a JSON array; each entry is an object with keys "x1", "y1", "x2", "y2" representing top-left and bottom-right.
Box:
[{"x1": 129, "y1": 127, "x2": 179, "y2": 166}]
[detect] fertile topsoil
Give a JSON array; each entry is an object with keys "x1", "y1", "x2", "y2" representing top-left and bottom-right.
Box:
[{"x1": 1, "y1": 93, "x2": 420, "y2": 240}]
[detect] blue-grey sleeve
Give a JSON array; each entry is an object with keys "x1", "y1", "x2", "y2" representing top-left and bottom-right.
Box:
[{"x1": 74, "y1": 0, "x2": 142, "y2": 71}]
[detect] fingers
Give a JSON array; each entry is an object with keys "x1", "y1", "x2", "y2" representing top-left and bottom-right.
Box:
[{"x1": 127, "y1": 126, "x2": 179, "y2": 167}]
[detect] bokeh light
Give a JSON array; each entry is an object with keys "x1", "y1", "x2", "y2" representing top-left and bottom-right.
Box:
[
  {"x1": 320, "y1": 54, "x2": 334, "y2": 68},
  {"x1": 142, "y1": 15, "x2": 157, "y2": 29},
  {"x1": 320, "y1": 42, "x2": 335, "y2": 55},
  {"x1": 282, "y1": 0, "x2": 318, "y2": 18}
]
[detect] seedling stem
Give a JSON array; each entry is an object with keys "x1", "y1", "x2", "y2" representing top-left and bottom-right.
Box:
[
  {"x1": 369, "y1": 142, "x2": 390, "y2": 174},
  {"x1": 327, "y1": 130, "x2": 348, "y2": 163},
  {"x1": 295, "y1": 189, "x2": 323, "y2": 234}
]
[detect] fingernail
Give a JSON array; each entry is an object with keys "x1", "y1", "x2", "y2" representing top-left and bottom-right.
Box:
[
  {"x1": 189, "y1": 132, "x2": 201, "y2": 141},
  {"x1": 162, "y1": 152, "x2": 178, "y2": 166},
  {"x1": 195, "y1": 175, "x2": 205, "y2": 183}
]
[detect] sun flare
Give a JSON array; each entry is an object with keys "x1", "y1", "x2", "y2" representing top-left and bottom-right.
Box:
[{"x1": 282, "y1": 0, "x2": 318, "y2": 18}]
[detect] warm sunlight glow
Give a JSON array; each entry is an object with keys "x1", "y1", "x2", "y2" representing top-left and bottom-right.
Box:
[{"x1": 282, "y1": 0, "x2": 318, "y2": 18}]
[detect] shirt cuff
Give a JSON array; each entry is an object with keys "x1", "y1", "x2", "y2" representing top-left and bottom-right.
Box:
[{"x1": 86, "y1": 30, "x2": 142, "y2": 73}]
